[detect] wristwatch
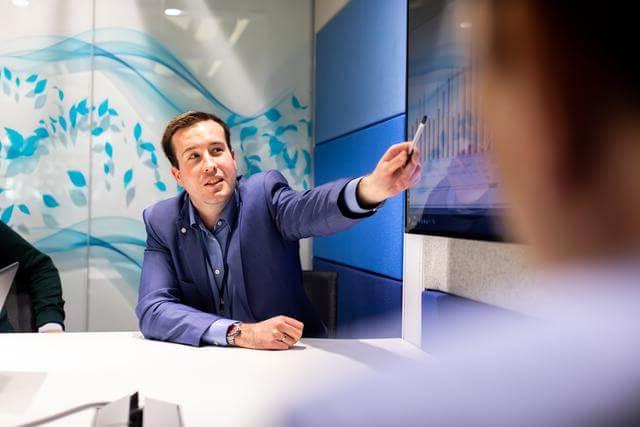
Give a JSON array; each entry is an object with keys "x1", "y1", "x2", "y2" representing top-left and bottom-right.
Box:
[{"x1": 226, "y1": 323, "x2": 242, "y2": 346}]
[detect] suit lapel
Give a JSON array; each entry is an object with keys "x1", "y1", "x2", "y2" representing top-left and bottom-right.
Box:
[
  {"x1": 227, "y1": 186, "x2": 257, "y2": 321},
  {"x1": 176, "y1": 200, "x2": 215, "y2": 313}
]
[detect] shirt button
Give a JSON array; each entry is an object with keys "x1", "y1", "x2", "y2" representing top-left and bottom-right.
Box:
[
  {"x1": 217, "y1": 220, "x2": 222, "y2": 227},
  {"x1": 215, "y1": 269, "x2": 220, "y2": 275},
  {"x1": 180, "y1": 227, "x2": 187, "y2": 234}
]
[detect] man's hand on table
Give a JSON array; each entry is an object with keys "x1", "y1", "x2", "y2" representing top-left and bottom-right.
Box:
[{"x1": 234, "y1": 316, "x2": 303, "y2": 350}]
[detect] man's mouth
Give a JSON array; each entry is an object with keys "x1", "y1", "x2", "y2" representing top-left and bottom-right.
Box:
[{"x1": 204, "y1": 178, "x2": 224, "y2": 187}]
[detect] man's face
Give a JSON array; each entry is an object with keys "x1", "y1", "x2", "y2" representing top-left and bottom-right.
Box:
[{"x1": 170, "y1": 120, "x2": 237, "y2": 211}]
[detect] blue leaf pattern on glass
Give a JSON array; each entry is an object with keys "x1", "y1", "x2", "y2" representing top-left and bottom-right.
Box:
[
  {"x1": 3, "y1": 67, "x2": 11, "y2": 80},
  {"x1": 268, "y1": 136, "x2": 284, "y2": 156},
  {"x1": 134, "y1": 123, "x2": 142, "y2": 141},
  {"x1": 139, "y1": 142, "x2": 155, "y2": 151},
  {"x1": 126, "y1": 187, "x2": 136, "y2": 206},
  {"x1": 77, "y1": 99, "x2": 89, "y2": 115},
  {"x1": 283, "y1": 149, "x2": 298, "y2": 169},
  {"x1": 155, "y1": 181, "x2": 167, "y2": 192},
  {"x1": 5, "y1": 127, "x2": 24, "y2": 150},
  {"x1": 34, "y1": 127, "x2": 49, "y2": 138},
  {"x1": 291, "y1": 96, "x2": 307, "y2": 110},
  {"x1": 1, "y1": 205, "x2": 14, "y2": 224},
  {"x1": 69, "y1": 189, "x2": 87, "y2": 206},
  {"x1": 264, "y1": 108, "x2": 281, "y2": 122},
  {"x1": 43, "y1": 194, "x2": 60, "y2": 208},
  {"x1": 18, "y1": 204, "x2": 30, "y2": 215},
  {"x1": 70, "y1": 106, "x2": 78, "y2": 128},
  {"x1": 105, "y1": 142, "x2": 113, "y2": 158},
  {"x1": 123, "y1": 168, "x2": 133, "y2": 188},
  {"x1": 303, "y1": 150, "x2": 311, "y2": 175},
  {"x1": 239, "y1": 126, "x2": 257, "y2": 141},
  {"x1": 34, "y1": 79, "x2": 47, "y2": 94},
  {"x1": 275, "y1": 124, "x2": 297, "y2": 136},
  {"x1": 22, "y1": 135, "x2": 39, "y2": 156},
  {"x1": 92, "y1": 127, "x2": 104, "y2": 136},
  {"x1": 26, "y1": 74, "x2": 38, "y2": 83},
  {"x1": 67, "y1": 170, "x2": 87, "y2": 187},
  {"x1": 59, "y1": 116, "x2": 67, "y2": 131},
  {"x1": 98, "y1": 99, "x2": 109, "y2": 116}
]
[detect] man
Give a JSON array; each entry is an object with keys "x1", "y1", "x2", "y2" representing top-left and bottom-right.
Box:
[
  {"x1": 136, "y1": 111, "x2": 421, "y2": 349},
  {"x1": 0, "y1": 221, "x2": 65, "y2": 332},
  {"x1": 284, "y1": 1, "x2": 640, "y2": 425}
]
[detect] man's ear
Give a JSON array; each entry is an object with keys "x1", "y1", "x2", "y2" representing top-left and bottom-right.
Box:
[{"x1": 170, "y1": 166, "x2": 182, "y2": 186}]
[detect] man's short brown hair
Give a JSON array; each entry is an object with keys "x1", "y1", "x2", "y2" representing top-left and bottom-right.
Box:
[{"x1": 161, "y1": 111, "x2": 232, "y2": 168}]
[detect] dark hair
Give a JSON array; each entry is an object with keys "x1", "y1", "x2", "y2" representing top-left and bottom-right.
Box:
[{"x1": 161, "y1": 111, "x2": 232, "y2": 168}]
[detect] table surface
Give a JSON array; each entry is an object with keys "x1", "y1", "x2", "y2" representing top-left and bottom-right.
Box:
[{"x1": 0, "y1": 332, "x2": 426, "y2": 426}]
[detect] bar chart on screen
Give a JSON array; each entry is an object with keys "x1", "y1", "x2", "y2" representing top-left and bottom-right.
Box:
[
  {"x1": 408, "y1": 66, "x2": 498, "y2": 210},
  {"x1": 405, "y1": 0, "x2": 505, "y2": 239}
]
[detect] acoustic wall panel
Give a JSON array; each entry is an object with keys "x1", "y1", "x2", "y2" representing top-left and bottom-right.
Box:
[
  {"x1": 314, "y1": 115, "x2": 406, "y2": 279},
  {"x1": 314, "y1": 258, "x2": 402, "y2": 339},
  {"x1": 315, "y1": 0, "x2": 407, "y2": 143}
]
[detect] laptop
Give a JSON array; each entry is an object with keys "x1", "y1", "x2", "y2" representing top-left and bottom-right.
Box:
[{"x1": 0, "y1": 261, "x2": 19, "y2": 311}]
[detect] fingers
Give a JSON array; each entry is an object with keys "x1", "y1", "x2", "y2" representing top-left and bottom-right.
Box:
[
  {"x1": 279, "y1": 316, "x2": 304, "y2": 331},
  {"x1": 275, "y1": 316, "x2": 303, "y2": 342},
  {"x1": 384, "y1": 150, "x2": 410, "y2": 174},
  {"x1": 264, "y1": 316, "x2": 304, "y2": 350},
  {"x1": 381, "y1": 142, "x2": 412, "y2": 161},
  {"x1": 278, "y1": 322, "x2": 303, "y2": 342}
]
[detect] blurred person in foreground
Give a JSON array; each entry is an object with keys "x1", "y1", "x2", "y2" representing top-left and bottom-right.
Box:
[
  {"x1": 0, "y1": 221, "x2": 65, "y2": 332},
  {"x1": 284, "y1": 1, "x2": 640, "y2": 425}
]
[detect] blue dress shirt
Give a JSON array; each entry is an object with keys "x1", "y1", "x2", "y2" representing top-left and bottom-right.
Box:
[{"x1": 198, "y1": 177, "x2": 374, "y2": 345}]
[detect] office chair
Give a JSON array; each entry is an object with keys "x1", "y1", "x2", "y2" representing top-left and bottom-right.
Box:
[{"x1": 302, "y1": 270, "x2": 338, "y2": 338}]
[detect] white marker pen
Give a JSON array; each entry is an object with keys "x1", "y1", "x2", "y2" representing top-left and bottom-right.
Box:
[{"x1": 408, "y1": 115, "x2": 427, "y2": 157}]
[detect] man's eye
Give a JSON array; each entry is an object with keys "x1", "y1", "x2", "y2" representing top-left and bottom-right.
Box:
[{"x1": 189, "y1": 153, "x2": 199, "y2": 159}]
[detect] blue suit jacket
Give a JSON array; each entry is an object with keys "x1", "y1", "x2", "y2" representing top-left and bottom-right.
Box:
[{"x1": 136, "y1": 170, "x2": 372, "y2": 346}]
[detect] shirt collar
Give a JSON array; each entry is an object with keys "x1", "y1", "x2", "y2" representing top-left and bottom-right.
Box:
[{"x1": 187, "y1": 191, "x2": 238, "y2": 232}]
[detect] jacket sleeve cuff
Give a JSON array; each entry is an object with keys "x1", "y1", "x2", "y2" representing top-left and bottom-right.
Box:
[
  {"x1": 343, "y1": 177, "x2": 385, "y2": 214},
  {"x1": 35, "y1": 310, "x2": 65, "y2": 331},
  {"x1": 201, "y1": 318, "x2": 239, "y2": 346}
]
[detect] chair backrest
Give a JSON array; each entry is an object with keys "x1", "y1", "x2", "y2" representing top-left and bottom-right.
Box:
[
  {"x1": 302, "y1": 270, "x2": 338, "y2": 338},
  {"x1": 5, "y1": 283, "x2": 35, "y2": 332}
]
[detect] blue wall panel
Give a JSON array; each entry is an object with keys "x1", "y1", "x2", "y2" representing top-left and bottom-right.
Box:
[
  {"x1": 315, "y1": 258, "x2": 402, "y2": 339},
  {"x1": 314, "y1": 115, "x2": 406, "y2": 280},
  {"x1": 315, "y1": 0, "x2": 407, "y2": 143}
]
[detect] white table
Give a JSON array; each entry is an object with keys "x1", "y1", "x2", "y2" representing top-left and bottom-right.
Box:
[{"x1": 0, "y1": 332, "x2": 426, "y2": 426}]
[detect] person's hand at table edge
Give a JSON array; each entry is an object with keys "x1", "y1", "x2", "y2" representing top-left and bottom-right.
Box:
[{"x1": 232, "y1": 315, "x2": 303, "y2": 350}]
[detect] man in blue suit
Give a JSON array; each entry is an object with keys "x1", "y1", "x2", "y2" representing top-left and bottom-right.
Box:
[{"x1": 136, "y1": 111, "x2": 421, "y2": 349}]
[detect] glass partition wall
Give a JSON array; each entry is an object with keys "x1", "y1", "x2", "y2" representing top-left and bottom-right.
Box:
[{"x1": 0, "y1": 0, "x2": 312, "y2": 331}]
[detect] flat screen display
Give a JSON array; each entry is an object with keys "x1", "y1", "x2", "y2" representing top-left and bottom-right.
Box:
[{"x1": 405, "y1": 0, "x2": 505, "y2": 240}]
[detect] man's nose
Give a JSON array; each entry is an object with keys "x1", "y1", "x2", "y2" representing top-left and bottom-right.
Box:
[{"x1": 203, "y1": 154, "x2": 217, "y2": 173}]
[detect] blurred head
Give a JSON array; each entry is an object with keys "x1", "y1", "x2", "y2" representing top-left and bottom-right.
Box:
[
  {"x1": 475, "y1": 1, "x2": 640, "y2": 264},
  {"x1": 162, "y1": 111, "x2": 237, "y2": 211}
]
